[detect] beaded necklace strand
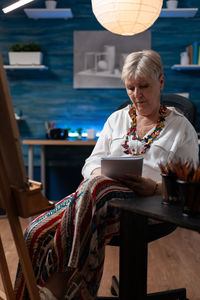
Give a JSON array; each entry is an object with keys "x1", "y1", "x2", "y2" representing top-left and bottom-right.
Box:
[{"x1": 122, "y1": 104, "x2": 167, "y2": 156}]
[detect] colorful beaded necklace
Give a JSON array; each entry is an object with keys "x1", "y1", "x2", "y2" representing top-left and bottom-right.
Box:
[{"x1": 122, "y1": 104, "x2": 167, "y2": 156}]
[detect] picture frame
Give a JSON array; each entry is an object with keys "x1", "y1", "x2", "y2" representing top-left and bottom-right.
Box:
[{"x1": 73, "y1": 30, "x2": 151, "y2": 89}]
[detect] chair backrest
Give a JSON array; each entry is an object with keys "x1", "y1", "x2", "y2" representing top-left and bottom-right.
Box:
[{"x1": 116, "y1": 93, "x2": 196, "y2": 126}]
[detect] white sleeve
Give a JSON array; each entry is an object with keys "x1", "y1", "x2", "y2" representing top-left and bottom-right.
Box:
[
  {"x1": 81, "y1": 117, "x2": 113, "y2": 178},
  {"x1": 173, "y1": 120, "x2": 199, "y2": 166}
]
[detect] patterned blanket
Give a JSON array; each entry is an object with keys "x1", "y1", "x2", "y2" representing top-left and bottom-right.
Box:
[{"x1": 14, "y1": 175, "x2": 136, "y2": 299}]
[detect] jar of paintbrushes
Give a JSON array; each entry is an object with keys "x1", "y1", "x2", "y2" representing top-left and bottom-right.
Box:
[
  {"x1": 160, "y1": 160, "x2": 200, "y2": 216},
  {"x1": 159, "y1": 160, "x2": 179, "y2": 204}
]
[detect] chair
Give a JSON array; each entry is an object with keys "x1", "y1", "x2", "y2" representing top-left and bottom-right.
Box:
[
  {"x1": 117, "y1": 93, "x2": 196, "y2": 126},
  {"x1": 98, "y1": 93, "x2": 196, "y2": 300}
]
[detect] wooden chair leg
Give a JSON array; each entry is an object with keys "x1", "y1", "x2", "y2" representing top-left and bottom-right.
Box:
[{"x1": 0, "y1": 236, "x2": 15, "y2": 300}]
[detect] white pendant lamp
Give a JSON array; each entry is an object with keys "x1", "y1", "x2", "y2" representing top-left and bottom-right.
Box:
[{"x1": 91, "y1": 0, "x2": 163, "y2": 36}]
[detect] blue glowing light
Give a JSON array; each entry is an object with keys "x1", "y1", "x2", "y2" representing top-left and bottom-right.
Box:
[{"x1": 52, "y1": 121, "x2": 103, "y2": 138}]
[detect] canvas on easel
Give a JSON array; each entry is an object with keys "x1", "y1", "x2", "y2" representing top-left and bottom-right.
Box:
[{"x1": 0, "y1": 52, "x2": 54, "y2": 300}]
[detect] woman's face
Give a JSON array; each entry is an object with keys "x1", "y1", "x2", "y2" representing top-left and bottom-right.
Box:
[{"x1": 125, "y1": 74, "x2": 164, "y2": 116}]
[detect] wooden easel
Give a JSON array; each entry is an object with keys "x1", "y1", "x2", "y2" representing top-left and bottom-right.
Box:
[{"x1": 0, "y1": 53, "x2": 55, "y2": 299}]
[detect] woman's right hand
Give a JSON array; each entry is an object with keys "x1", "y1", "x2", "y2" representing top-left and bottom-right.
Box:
[
  {"x1": 119, "y1": 174, "x2": 161, "y2": 196},
  {"x1": 91, "y1": 168, "x2": 101, "y2": 175}
]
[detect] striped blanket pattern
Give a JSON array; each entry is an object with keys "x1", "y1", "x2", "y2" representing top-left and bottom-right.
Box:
[{"x1": 14, "y1": 175, "x2": 135, "y2": 299}]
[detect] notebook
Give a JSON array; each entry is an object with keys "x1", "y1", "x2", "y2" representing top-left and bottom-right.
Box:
[{"x1": 101, "y1": 156, "x2": 143, "y2": 179}]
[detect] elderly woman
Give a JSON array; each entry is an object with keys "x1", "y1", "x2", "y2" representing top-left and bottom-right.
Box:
[{"x1": 15, "y1": 50, "x2": 199, "y2": 300}]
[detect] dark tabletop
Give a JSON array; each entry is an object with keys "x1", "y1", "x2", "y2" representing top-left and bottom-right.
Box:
[{"x1": 110, "y1": 195, "x2": 200, "y2": 232}]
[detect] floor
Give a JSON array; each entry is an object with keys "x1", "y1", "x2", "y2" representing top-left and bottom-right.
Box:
[{"x1": 0, "y1": 217, "x2": 200, "y2": 299}]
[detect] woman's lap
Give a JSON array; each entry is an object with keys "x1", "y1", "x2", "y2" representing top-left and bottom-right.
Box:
[{"x1": 15, "y1": 175, "x2": 135, "y2": 300}]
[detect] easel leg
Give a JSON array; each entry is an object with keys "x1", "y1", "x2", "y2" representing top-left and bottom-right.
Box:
[
  {"x1": 0, "y1": 151, "x2": 40, "y2": 300},
  {"x1": 0, "y1": 290, "x2": 6, "y2": 300},
  {"x1": 7, "y1": 212, "x2": 40, "y2": 300},
  {"x1": 0, "y1": 236, "x2": 15, "y2": 300}
]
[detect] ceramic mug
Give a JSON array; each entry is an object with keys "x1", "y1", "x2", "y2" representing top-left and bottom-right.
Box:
[
  {"x1": 45, "y1": 1, "x2": 57, "y2": 9},
  {"x1": 87, "y1": 129, "x2": 95, "y2": 140},
  {"x1": 180, "y1": 52, "x2": 189, "y2": 65},
  {"x1": 166, "y1": 1, "x2": 178, "y2": 9}
]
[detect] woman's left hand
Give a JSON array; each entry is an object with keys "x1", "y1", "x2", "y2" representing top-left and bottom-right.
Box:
[{"x1": 118, "y1": 173, "x2": 158, "y2": 196}]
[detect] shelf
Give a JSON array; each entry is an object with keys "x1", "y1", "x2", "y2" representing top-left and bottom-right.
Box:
[
  {"x1": 4, "y1": 65, "x2": 48, "y2": 70},
  {"x1": 160, "y1": 8, "x2": 198, "y2": 18},
  {"x1": 24, "y1": 8, "x2": 73, "y2": 19},
  {"x1": 171, "y1": 64, "x2": 200, "y2": 71},
  {"x1": 24, "y1": 8, "x2": 197, "y2": 19}
]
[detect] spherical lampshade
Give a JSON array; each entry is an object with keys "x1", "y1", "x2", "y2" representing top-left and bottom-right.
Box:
[{"x1": 91, "y1": 0, "x2": 163, "y2": 36}]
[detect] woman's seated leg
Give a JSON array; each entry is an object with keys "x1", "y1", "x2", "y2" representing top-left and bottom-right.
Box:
[{"x1": 15, "y1": 175, "x2": 135, "y2": 300}]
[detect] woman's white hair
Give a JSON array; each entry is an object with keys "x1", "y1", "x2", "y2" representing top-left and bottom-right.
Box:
[{"x1": 121, "y1": 49, "x2": 163, "y2": 82}]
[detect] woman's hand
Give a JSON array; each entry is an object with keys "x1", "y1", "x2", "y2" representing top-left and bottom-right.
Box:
[
  {"x1": 119, "y1": 173, "x2": 161, "y2": 196},
  {"x1": 91, "y1": 168, "x2": 101, "y2": 176}
]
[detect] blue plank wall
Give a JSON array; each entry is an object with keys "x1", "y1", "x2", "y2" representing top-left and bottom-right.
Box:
[{"x1": 0, "y1": 0, "x2": 200, "y2": 199}]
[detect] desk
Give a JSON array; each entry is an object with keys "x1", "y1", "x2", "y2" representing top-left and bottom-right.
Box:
[
  {"x1": 23, "y1": 139, "x2": 200, "y2": 191},
  {"x1": 23, "y1": 139, "x2": 96, "y2": 195},
  {"x1": 109, "y1": 195, "x2": 200, "y2": 300}
]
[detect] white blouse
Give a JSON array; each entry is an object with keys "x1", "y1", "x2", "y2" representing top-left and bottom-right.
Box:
[{"x1": 82, "y1": 106, "x2": 199, "y2": 181}]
